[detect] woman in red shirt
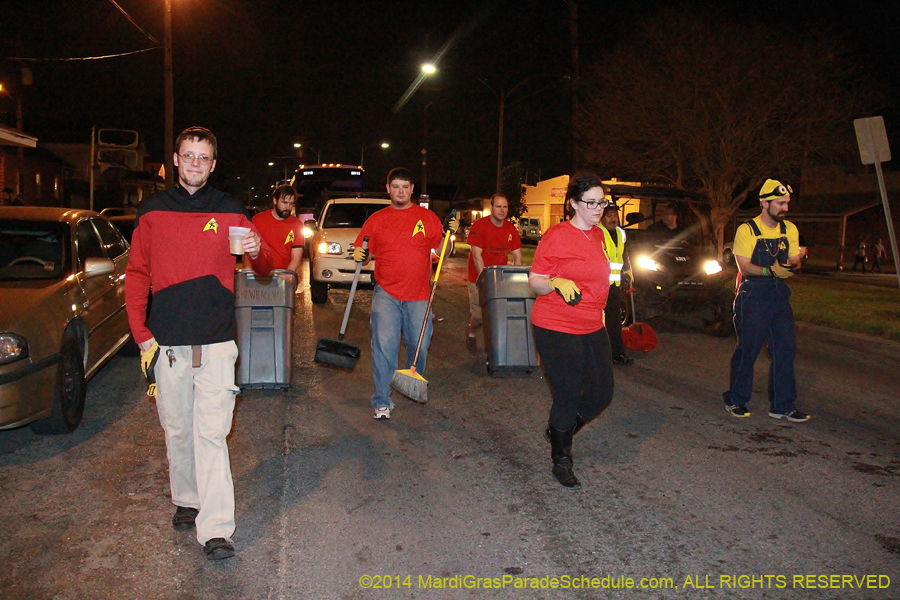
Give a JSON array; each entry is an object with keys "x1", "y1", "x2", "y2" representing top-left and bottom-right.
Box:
[{"x1": 528, "y1": 173, "x2": 614, "y2": 488}]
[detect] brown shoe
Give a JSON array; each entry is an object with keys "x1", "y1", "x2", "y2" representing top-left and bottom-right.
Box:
[
  {"x1": 204, "y1": 537, "x2": 235, "y2": 560},
  {"x1": 172, "y1": 506, "x2": 199, "y2": 531}
]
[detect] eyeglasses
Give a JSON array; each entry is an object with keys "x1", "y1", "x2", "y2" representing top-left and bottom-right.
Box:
[
  {"x1": 178, "y1": 152, "x2": 214, "y2": 165},
  {"x1": 576, "y1": 198, "x2": 610, "y2": 210},
  {"x1": 760, "y1": 183, "x2": 792, "y2": 199}
]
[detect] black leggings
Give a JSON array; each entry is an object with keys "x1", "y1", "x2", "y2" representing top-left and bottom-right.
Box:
[{"x1": 534, "y1": 325, "x2": 615, "y2": 430}]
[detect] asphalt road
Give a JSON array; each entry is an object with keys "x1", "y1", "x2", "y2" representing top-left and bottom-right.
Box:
[{"x1": 1, "y1": 256, "x2": 898, "y2": 600}]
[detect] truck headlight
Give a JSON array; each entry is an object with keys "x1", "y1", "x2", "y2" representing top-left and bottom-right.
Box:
[
  {"x1": 704, "y1": 260, "x2": 723, "y2": 275},
  {"x1": 0, "y1": 333, "x2": 29, "y2": 365},
  {"x1": 637, "y1": 256, "x2": 661, "y2": 271}
]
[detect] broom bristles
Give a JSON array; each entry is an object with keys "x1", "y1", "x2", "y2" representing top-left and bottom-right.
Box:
[{"x1": 390, "y1": 368, "x2": 428, "y2": 403}]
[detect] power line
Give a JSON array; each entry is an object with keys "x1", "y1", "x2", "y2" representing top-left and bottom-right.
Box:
[
  {"x1": 4, "y1": 48, "x2": 158, "y2": 62},
  {"x1": 107, "y1": 0, "x2": 161, "y2": 45}
]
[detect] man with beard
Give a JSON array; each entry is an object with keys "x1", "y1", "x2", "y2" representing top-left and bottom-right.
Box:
[
  {"x1": 722, "y1": 179, "x2": 809, "y2": 422},
  {"x1": 250, "y1": 184, "x2": 304, "y2": 273}
]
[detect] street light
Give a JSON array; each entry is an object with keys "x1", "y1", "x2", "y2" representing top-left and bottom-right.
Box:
[
  {"x1": 297, "y1": 143, "x2": 321, "y2": 165},
  {"x1": 360, "y1": 142, "x2": 389, "y2": 168}
]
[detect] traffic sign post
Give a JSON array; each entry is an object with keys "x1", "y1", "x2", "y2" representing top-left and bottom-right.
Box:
[{"x1": 854, "y1": 116, "x2": 900, "y2": 288}]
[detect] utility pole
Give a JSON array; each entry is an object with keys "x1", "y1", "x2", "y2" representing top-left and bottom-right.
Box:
[
  {"x1": 163, "y1": 0, "x2": 174, "y2": 187},
  {"x1": 567, "y1": 0, "x2": 578, "y2": 175}
]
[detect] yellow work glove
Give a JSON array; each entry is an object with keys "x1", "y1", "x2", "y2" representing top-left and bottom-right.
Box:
[
  {"x1": 444, "y1": 214, "x2": 460, "y2": 234},
  {"x1": 548, "y1": 277, "x2": 582, "y2": 306},
  {"x1": 768, "y1": 262, "x2": 795, "y2": 279},
  {"x1": 353, "y1": 246, "x2": 370, "y2": 263},
  {"x1": 140, "y1": 342, "x2": 160, "y2": 397}
]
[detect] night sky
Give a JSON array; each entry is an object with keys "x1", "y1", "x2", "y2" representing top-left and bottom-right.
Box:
[{"x1": 2, "y1": 0, "x2": 899, "y2": 198}]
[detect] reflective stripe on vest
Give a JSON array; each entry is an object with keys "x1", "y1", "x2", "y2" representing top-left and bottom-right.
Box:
[{"x1": 600, "y1": 225, "x2": 626, "y2": 286}]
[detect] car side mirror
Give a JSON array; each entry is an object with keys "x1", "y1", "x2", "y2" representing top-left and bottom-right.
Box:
[
  {"x1": 83, "y1": 257, "x2": 116, "y2": 277},
  {"x1": 625, "y1": 212, "x2": 647, "y2": 226}
]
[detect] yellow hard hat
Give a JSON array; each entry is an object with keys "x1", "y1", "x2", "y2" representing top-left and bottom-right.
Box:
[{"x1": 759, "y1": 179, "x2": 792, "y2": 201}]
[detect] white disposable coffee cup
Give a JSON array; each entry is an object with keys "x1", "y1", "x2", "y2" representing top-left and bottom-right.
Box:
[{"x1": 229, "y1": 226, "x2": 251, "y2": 255}]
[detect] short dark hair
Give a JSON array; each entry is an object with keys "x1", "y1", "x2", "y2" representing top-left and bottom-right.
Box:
[
  {"x1": 386, "y1": 167, "x2": 413, "y2": 185},
  {"x1": 489, "y1": 193, "x2": 508, "y2": 206},
  {"x1": 565, "y1": 172, "x2": 603, "y2": 203},
  {"x1": 175, "y1": 126, "x2": 218, "y2": 159},
  {"x1": 272, "y1": 185, "x2": 295, "y2": 202}
]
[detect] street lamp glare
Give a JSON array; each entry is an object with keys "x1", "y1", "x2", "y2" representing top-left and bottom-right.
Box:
[
  {"x1": 293, "y1": 143, "x2": 301, "y2": 148},
  {"x1": 268, "y1": 162, "x2": 274, "y2": 166},
  {"x1": 421, "y1": 63, "x2": 436, "y2": 74},
  {"x1": 381, "y1": 142, "x2": 390, "y2": 148}
]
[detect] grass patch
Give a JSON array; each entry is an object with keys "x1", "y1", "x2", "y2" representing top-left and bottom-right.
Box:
[{"x1": 790, "y1": 277, "x2": 900, "y2": 341}]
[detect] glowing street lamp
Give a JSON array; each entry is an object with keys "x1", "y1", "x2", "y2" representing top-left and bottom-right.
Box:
[{"x1": 360, "y1": 142, "x2": 389, "y2": 168}]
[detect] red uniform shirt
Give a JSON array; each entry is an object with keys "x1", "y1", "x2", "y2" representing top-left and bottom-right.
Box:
[
  {"x1": 355, "y1": 204, "x2": 443, "y2": 301},
  {"x1": 466, "y1": 217, "x2": 522, "y2": 283},
  {"x1": 252, "y1": 209, "x2": 304, "y2": 270},
  {"x1": 530, "y1": 221, "x2": 611, "y2": 335}
]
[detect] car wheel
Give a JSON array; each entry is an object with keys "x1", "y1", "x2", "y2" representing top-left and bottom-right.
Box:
[
  {"x1": 704, "y1": 292, "x2": 735, "y2": 337},
  {"x1": 310, "y1": 278, "x2": 328, "y2": 304},
  {"x1": 30, "y1": 330, "x2": 86, "y2": 435}
]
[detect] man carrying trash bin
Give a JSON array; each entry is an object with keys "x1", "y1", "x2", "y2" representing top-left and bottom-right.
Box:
[
  {"x1": 599, "y1": 201, "x2": 634, "y2": 366},
  {"x1": 465, "y1": 193, "x2": 523, "y2": 353},
  {"x1": 247, "y1": 184, "x2": 304, "y2": 274},
  {"x1": 125, "y1": 126, "x2": 272, "y2": 561},
  {"x1": 352, "y1": 167, "x2": 457, "y2": 420}
]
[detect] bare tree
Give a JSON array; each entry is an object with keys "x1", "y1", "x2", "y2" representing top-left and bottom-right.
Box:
[{"x1": 577, "y1": 8, "x2": 879, "y2": 254}]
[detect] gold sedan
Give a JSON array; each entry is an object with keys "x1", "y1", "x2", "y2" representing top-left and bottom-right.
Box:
[{"x1": 0, "y1": 207, "x2": 132, "y2": 434}]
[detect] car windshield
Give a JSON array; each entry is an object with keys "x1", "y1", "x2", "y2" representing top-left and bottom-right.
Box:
[
  {"x1": 0, "y1": 220, "x2": 70, "y2": 281},
  {"x1": 322, "y1": 203, "x2": 385, "y2": 228}
]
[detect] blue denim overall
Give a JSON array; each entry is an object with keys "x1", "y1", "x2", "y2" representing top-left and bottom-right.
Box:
[{"x1": 723, "y1": 221, "x2": 797, "y2": 414}]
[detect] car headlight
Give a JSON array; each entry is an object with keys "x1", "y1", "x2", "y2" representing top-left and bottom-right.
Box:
[
  {"x1": 0, "y1": 333, "x2": 29, "y2": 365},
  {"x1": 704, "y1": 260, "x2": 723, "y2": 275},
  {"x1": 317, "y1": 242, "x2": 343, "y2": 255},
  {"x1": 637, "y1": 256, "x2": 661, "y2": 271}
]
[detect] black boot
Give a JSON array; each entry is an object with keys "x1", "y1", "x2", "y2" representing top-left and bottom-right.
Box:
[
  {"x1": 544, "y1": 414, "x2": 588, "y2": 442},
  {"x1": 549, "y1": 426, "x2": 581, "y2": 488}
]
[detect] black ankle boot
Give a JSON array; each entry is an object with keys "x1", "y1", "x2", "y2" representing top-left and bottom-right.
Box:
[
  {"x1": 548, "y1": 426, "x2": 581, "y2": 488},
  {"x1": 544, "y1": 414, "x2": 589, "y2": 442}
]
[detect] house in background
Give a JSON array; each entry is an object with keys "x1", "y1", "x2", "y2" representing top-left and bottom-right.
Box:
[{"x1": 1, "y1": 124, "x2": 67, "y2": 207}]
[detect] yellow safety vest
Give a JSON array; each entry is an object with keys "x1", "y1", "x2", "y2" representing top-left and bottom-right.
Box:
[{"x1": 600, "y1": 225, "x2": 626, "y2": 285}]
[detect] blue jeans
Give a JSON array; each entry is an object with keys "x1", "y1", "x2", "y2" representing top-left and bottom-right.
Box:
[
  {"x1": 723, "y1": 277, "x2": 797, "y2": 414},
  {"x1": 370, "y1": 285, "x2": 433, "y2": 409}
]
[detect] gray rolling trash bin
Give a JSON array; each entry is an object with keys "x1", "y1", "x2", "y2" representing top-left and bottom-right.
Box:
[
  {"x1": 234, "y1": 269, "x2": 297, "y2": 389},
  {"x1": 477, "y1": 265, "x2": 538, "y2": 375}
]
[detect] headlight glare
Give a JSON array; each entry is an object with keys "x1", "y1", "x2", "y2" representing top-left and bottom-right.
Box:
[
  {"x1": 704, "y1": 260, "x2": 723, "y2": 275},
  {"x1": 637, "y1": 256, "x2": 661, "y2": 271},
  {"x1": 0, "y1": 333, "x2": 29, "y2": 365}
]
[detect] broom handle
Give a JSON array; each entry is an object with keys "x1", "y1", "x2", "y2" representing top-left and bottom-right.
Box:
[
  {"x1": 338, "y1": 236, "x2": 368, "y2": 341},
  {"x1": 629, "y1": 286, "x2": 637, "y2": 326},
  {"x1": 411, "y1": 211, "x2": 455, "y2": 367}
]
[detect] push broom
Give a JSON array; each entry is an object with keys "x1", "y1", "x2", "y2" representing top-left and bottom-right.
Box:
[
  {"x1": 390, "y1": 211, "x2": 455, "y2": 403},
  {"x1": 314, "y1": 236, "x2": 368, "y2": 369}
]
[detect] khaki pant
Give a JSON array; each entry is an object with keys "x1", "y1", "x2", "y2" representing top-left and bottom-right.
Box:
[
  {"x1": 154, "y1": 341, "x2": 239, "y2": 544},
  {"x1": 467, "y1": 282, "x2": 482, "y2": 327}
]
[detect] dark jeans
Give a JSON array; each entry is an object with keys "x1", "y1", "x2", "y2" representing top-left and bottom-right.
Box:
[
  {"x1": 534, "y1": 325, "x2": 615, "y2": 430},
  {"x1": 723, "y1": 278, "x2": 797, "y2": 414},
  {"x1": 604, "y1": 284, "x2": 626, "y2": 356}
]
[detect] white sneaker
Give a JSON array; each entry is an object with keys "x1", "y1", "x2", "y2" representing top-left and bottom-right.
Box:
[{"x1": 373, "y1": 407, "x2": 392, "y2": 420}]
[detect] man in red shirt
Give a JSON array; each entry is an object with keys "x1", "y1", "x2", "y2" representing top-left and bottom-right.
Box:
[
  {"x1": 249, "y1": 185, "x2": 304, "y2": 274},
  {"x1": 465, "y1": 194, "x2": 523, "y2": 352},
  {"x1": 126, "y1": 127, "x2": 272, "y2": 560},
  {"x1": 353, "y1": 168, "x2": 458, "y2": 420}
]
